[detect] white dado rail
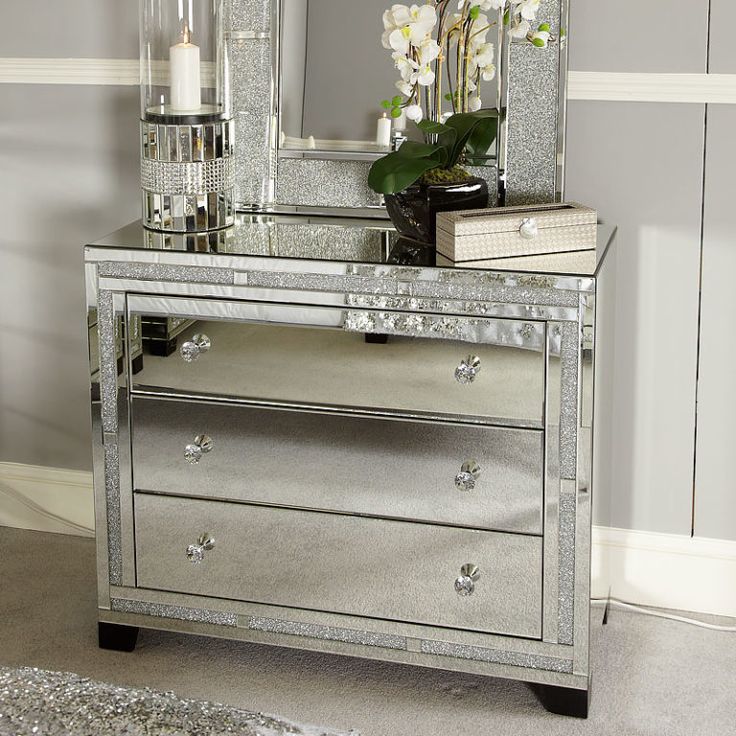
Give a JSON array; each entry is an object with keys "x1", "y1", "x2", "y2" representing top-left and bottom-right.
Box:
[
  {"x1": 2, "y1": 59, "x2": 736, "y2": 105},
  {"x1": 1, "y1": 461, "x2": 735, "y2": 619}
]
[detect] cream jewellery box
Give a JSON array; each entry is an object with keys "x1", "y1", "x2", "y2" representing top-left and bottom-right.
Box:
[{"x1": 436, "y1": 203, "x2": 598, "y2": 264}]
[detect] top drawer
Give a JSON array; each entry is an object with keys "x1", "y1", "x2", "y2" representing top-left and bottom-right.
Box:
[{"x1": 128, "y1": 297, "x2": 545, "y2": 426}]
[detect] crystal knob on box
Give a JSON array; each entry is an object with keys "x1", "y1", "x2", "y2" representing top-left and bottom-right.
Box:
[
  {"x1": 454, "y1": 355, "x2": 481, "y2": 385},
  {"x1": 519, "y1": 217, "x2": 538, "y2": 239},
  {"x1": 454, "y1": 564, "x2": 481, "y2": 596},
  {"x1": 184, "y1": 434, "x2": 213, "y2": 464},
  {"x1": 455, "y1": 460, "x2": 481, "y2": 492},
  {"x1": 180, "y1": 333, "x2": 211, "y2": 362},
  {"x1": 186, "y1": 534, "x2": 215, "y2": 564}
]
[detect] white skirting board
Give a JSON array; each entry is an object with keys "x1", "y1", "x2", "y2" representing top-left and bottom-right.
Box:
[
  {"x1": 1, "y1": 462, "x2": 734, "y2": 618},
  {"x1": 0, "y1": 462, "x2": 94, "y2": 538}
]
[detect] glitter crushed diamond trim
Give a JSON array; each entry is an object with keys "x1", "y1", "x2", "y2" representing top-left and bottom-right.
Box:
[
  {"x1": 104, "y1": 443, "x2": 122, "y2": 586},
  {"x1": 110, "y1": 599, "x2": 237, "y2": 627},
  {"x1": 232, "y1": 0, "x2": 271, "y2": 34},
  {"x1": 421, "y1": 640, "x2": 573, "y2": 673},
  {"x1": 96, "y1": 289, "x2": 117, "y2": 434},
  {"x1": 505, "y1": 0, "x2": 562, "y2": 206},
  {"x1": 244, "y1": 268, "x2": 581, "y2": 310},
  {"x1": 141, "y1": 158, "x2": 233, "y2": 195},
  {"x1": 231, "y1": 32, "x2": 274, "y2": 207},
  {"x1": 277, "y1": 158, "x2": 382, "y2": 209},
  {"x1": 559, "y1": 320, "x2": 580, "y2": 479},
  {"x1": 558, "y1": 493, "x2": 576, "y2": 645},
  {"x1": 0, "y1": 666, "x2": 354, "y2": 736},
  {"x1": 248, "y1": 617, "x2": 407, "y2": 650},
  {"x1": 344, "y1": 293, "x2": 578, "y2": 324},
  {"x1": 98, "y1": 262, "x2": 235, "y2": 285},
  {"x1": 271, "y1": 224, "x2": 384, "y2": 261},
  {"x1": 343, "y1": 310, "x2": 545, "y2": 350}
]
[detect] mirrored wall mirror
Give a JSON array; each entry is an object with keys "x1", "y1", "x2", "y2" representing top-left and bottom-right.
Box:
[
  {"x1": 279, "y1": 0, "x2": 502, "y2": 161},
  {"x1": 230, "y1": 0, "x2": 567, "y2": 211}
]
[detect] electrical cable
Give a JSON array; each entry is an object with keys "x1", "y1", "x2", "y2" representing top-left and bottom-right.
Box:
[{"x1": 591, "y1": 598, "x2": 736, "y2": 632}]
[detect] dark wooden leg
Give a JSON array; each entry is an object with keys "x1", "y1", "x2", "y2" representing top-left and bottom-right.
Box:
[
  {"x1": 531, "y1": 680, "x2": 591, "y2": 718},
  {"x1": 98, "y1": 622, "x2": 139, "y2": 652},
  {"x1": 364, "y1": 334, "x2": 388, "y2": 344},
  {"x1": 131, "y1": 354, "x2": 144, "y2": 374}
]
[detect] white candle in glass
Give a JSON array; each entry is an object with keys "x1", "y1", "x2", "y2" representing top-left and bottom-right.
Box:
[
  {"x1": 376, "y1": 113, "x2": 392, "y2": 147},
  {"x1": 170, "y1": 25, "x2": 201, "y2": 112}
]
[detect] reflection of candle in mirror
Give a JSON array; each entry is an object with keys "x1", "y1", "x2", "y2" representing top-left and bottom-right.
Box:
[
  {"x1": 170, "y1": 25, "x2": 201, "y2": 111},
  {"x1": 376, "y1": 113, "x2": 392, "y2": 147},
  {"x1": 393, "y1": 109, "x2": 407, "y2": 132}
]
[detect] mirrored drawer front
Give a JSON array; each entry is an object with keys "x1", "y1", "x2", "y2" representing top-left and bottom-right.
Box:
[
  {"x1": 134, "y1": 493, "x2": 543, "y2": 638},
  {"x1": 131, "y1": 398, "x2": 544, "y2": 535},
  {"x1": 128, "y1": 297, "x2": 545, "y2": 427}
]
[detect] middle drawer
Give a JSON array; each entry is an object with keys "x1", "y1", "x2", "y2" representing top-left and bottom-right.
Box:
[{"x1": 131, "y1": 397, "x2": 544, "y2": 535}]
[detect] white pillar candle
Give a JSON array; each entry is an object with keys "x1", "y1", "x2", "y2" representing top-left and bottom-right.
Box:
[
  {"x1": 170, "y1": 26, "x2": 201, "y2": 112},
  {"x1": 376, "y1": 114, "x2": 392, "y2": 148}
]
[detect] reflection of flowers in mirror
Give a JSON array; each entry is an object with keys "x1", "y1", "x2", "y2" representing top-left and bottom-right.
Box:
[{"x1": 380, "y1": 0, "x2": 552, "y2": 124}]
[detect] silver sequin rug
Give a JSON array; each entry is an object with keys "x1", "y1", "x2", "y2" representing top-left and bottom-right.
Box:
[{"x1": 0, "y1": 667, "x2": 357, "y2": 736}]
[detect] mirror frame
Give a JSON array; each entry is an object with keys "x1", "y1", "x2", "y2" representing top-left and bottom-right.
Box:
[{"x1": 229, "y1": 0, "x2": 569, "y2": 213}]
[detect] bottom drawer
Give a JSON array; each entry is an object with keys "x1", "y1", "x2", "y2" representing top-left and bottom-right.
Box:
[{"x1": 135, "y1": 493, "x2": 543, "y2": 638}]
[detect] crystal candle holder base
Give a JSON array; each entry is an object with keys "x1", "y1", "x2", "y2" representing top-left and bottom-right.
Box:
[{"x1": 141, "y1": 118, "x2": 235, "y2": 233}]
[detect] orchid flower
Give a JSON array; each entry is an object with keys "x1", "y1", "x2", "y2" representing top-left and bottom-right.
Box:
[
  {"x1": 379, "y1": 0, "x2": 548, "y2": 121},
  {"x1": 382, "y1": 4, "x2": 438, "y2": 54}
]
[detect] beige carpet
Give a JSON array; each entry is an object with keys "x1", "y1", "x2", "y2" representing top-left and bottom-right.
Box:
[{"x1": 1, "y1": 527, "x2": 734, "y2": 736}]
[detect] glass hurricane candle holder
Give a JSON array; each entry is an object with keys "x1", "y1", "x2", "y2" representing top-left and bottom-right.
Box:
[{"x1": 139, "y1": 0, "x2": 234, "y2": 232}]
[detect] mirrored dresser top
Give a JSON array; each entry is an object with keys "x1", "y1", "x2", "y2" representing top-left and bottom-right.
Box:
[{"x1": 88, "y1": 213, "x2": 616, "y2": 279}]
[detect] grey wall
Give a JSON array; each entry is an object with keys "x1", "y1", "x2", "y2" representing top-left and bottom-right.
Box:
[
  {"x1": 0, "y1": 1, "x2": 141, "y2": 470},
  {"x1": 299, "y1": 0, "x2": 397, "y2": 142},
  {"x1": 0, "y1": 1, "x2": 734, "y2": 541}
]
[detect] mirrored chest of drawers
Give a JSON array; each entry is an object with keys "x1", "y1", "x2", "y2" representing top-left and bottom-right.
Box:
[{"x1": 86, "y1": 215, "x2": 615, "y2": 718}]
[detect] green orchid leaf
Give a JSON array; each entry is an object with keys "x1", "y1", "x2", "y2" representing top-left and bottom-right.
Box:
[
  {"x1": 380, "y1": 99, "x2": 392, "y2": 110},
  {"x1": 391, "y1": 95, "x2": 403, "y2": 106},
  {"x1": 394, "y1": 140, "x2": 448, "y2": 166},
  {"x1": 465, "y1": 116, "x2": 499, "y2": 165},
  {"x1": 368, "y1": 152, "x2": 441, "y2": 194},
  {"x1": 417, "y1": 118, "x2": 453, "y2": 136},
  {"x1": 442, "y1": 109, "x2": 499, "y2": 167},
  {"x1": 390, "y1": 106, "x2": 402, "y2": 118}
]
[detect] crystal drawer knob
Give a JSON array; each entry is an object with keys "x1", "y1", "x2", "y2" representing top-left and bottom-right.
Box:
[
  {"x1": 186, "y1": 534, "x2": 215, "y2": 564},
  {"x1": 519, "y1": 217, "x2": 538, "y2": 239},
  {"x1": 454, "y1": 564, "x2": 481, "y2": 596},
  {"x1": 184, "y1": 434, "x2": 213, "y2": 464},
  {"x1": 454, "y1": 355, "x2": 481, "y2": 384},
  {"x1": 455, "y1": 460, "x2": 481, "y2": 492},
  {"x1": 180, "y1": 333, "x2": 211, "y2": 362}
]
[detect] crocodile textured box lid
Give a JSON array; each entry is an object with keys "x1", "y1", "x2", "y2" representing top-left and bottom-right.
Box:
[{"x1": 436, "y1": 202, "x2": 597, "y2": 263}]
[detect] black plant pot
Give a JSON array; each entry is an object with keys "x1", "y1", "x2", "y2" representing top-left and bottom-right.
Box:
[{"x1": 384, "y1": 176, "x2": 489, "y2": 245}]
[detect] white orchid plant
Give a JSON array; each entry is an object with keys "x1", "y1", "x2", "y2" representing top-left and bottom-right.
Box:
[
  {"x1": 370, "y1": 0, "x2": 555, "y2": 195},
  {"x1": 380, "y1": 0, "x2": 552, "y2": 123}
]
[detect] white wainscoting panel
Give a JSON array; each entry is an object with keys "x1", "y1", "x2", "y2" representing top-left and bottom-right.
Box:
[
  {"x1": 568, "y1": 72, "x2": 736, "y2": 104},
  {"x1": 0, "y1": 58, "x2": 139, "y2": 85},
  {"x1": 2, "y1": 59, "x2": 736, "y2": 105}
]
